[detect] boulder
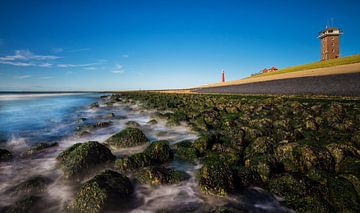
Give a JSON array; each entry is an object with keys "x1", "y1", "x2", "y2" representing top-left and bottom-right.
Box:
[
  {"x1": 174, "y1": 140, "x2": 198, "y2": 162},
  {"x1": 1, "y1": 196, "x2": 41, "y2": 213},
  {"x1": 125, "y1": 121, "x2": 141, "y2": 128},
  {"x1": 56, "y1": 141, "x2": 115, "y2": 179},
  {"x1": 69, "y1": 170, "x2": 133, "y2": 213},
  {"x1": 147, "y1": 119, "x2": 158, "y2": 125},
  {"x1": 21, "y1": 142, "x2": 58, "y2": 157},
  {"x1": 192, "y1": 135, "x2": 215, "y2": 156},
  {"x1": 114, "y1": 153, "x2": 152, "y2": 172},
  {"x1": 7, "y1": 176, "x2": 51, "y2": 197},
  {"x1": 326, "y1": 176, "x2": 360, "y2": 212},
  {"x1": 326, "y1": 143, "x2": 359, "y2": 171},
  {"x1": 89, "y1": 102, "x2": 100, "y2": 109},
  {"x1": 268, "y1": 174, "x2": 329, "y2": 213},
  {"x1": 134, "y1": 166, "x2": 188, "y2": 185},
  {"x1": 197, "y1": 152, "x2": 240, "y2": 196},
  {"x1": 144, "y1": 140, "x2": 173, "y2": 163},
  {"x1": 0, "y1": 148, "x2": 13, "y2": 161},
  {"x1": 105, "y1": 128, "x2": 149, "y2": 148}
]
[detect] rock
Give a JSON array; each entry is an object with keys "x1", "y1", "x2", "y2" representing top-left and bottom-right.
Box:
[
  {"x1": 105, "y1": 127, "x2": 149, "y2": 148},
  {"x1": 69, "y1": 170, "x2": 133, "y2": 213},
  {"x1": 7, "y1": 176, "x2": 51, "y2": 197},
  {"x1": 0, "y1": 148, "x2": 13, "y2": 161},
  {"x1": 89, "y1": 102, "x2": 100, "y2": 109},
  {"x1": 236, "y1": 167, "x2": 263, "y2": 187},
  {"x1": 192, "y1": 135, "x2": 215, "y2": 156},
  {"x1": 134, "y1": 166, "x2": 188, "y2": 185},
  {"x1": 244, "y1": 154, "x2": 273, "y2": 183},
  {"x1": 268, "y1": 174, "x2": 329, "y2": 213},
  {"x1": 197, "y1": 152, "x2": 240, "y2": 196},
  {"x1": 244, "y1": 137, "x2": 273, "y2": 159},
  {"x1": 174, "y1": 141, "x2": 199, "y2": 163},
  {"x1": 326, "y1": 143, "x2": 359, "y2": 171},
  {"x1": 114, "y1": 153, "x2": 152, "y2": 172},
  {"x1": 147, "y1": 119, "x2": 158, "y2": 125},
  {"x1": 1, "y1": 196, "x2": 41, "y2": 213},
  {"x1": 338, "y1": 157, "x2": 360, "y2": 177},
  {"x1": 274, "y1": 143, "x2": 334, "y2": 173},
  {"x1": 93, "y1": 121, "x2": 112, "y2": 128},
  {"x1": 144, "y1": 140, "x2": 173, "y2": 163},
  {"x1": 125, "y1": 121, "x2": 141, "y2": 128},
  {"x1": 326, "y1": 176, "x2": 360, "y2": 212},
  {"x1": 21, "y1": 142, "x2": 58, "y2": 157},
  {"x1": 56, "y1": 141, "x2": 115, "y2": 179}
]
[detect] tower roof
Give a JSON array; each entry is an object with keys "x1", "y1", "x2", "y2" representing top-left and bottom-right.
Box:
[{"x1": 318, "y1": 27, "x2": 342, "y2": 39}]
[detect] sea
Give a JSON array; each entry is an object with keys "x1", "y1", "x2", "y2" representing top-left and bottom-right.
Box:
[{"x1": 0, "y1": 92, "x2": 290, "y2": 212}]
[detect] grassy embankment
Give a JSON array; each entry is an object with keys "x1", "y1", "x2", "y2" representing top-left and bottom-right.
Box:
[{"x1": 252, "y1": 54, "x2": 360, "y2": 78}]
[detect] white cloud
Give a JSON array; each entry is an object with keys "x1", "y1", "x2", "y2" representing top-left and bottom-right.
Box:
[
  {"x1": 0, "y1": 61, "x2": 33, "y2": 66},
  {"x1": 14, "y1": 75, "x2": 31, "y2": 79},
  {"x1": 111, "y1": 70, "x2": 124, "y2": 74},
  {"x1": 38, "y1": 63, "x2": 53, "y2": 68},
  {"x1": 111, "y1": 64, "x2": 125, "y2": 74},
  {"x1": 57, "y1": 63, "x2": 98, "y2": 68},
  {"x1": 0, "y1": 50, "x2": 60, "y2": 61},
  {"x1": 39, "y1": 76, "x2": 54, "y2": 79}
]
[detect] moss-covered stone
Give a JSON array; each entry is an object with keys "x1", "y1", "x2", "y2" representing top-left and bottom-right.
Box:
[
  {"x1": 147, "y1": 119, "x2": 158, "y2": 125},
  {"x1": 125, "y1": 121, "x2": 141, "y2": 128},
  {"x1": 7, "y1": 176, "x2": 51, "y2": 197},
  {"x1": 173, "y1": 140, "x2": 199, "y2": 163},
  {"x1": 69, "y1": 170, "x2": 133, "y2": 213},
  {"x1": 192, "y1": 135, "x2": 214, "y2": 156},
  {"x1": 326, "y1": 176, "x2": 360, "y2": 212},
  {"x1": 268, "y1": 174, "x2": 329, "y2": 213},
  {"x1": 244, "y1": 154, "x2": 273, "y2": 183},
  {"x1": 21, "y1": 142, "x2": 58, "y2": 157},
  {"x1": 236, "y1": 166, "x2": 263, "y2": 187},
  {"x1": 1, "y1": 196, "x2": 41, "y2": 213},
  {"x1": 114, "y1": 153, "x2": 152, "y2": 172},
  {"x1": 326, "y1": 143, "x2": 359, "y2": 171},
  {"x1": 0, "y1": 148, "x2": 13, "y2": 161},
  {"x1": 197, "y1": 152, "x2": 240, "y2": 196},
  {"x1": 134, "y1": 166, "x2": 188, "y2": 185},
  {"x1": 56, "y1": 141, "x2": 115, "y2": 179},
  {"x1": 144, "y1": 140, "x2": 173, "y2": 163},
  {"x1": 105, "y1": 127, "x2": 149, "y2": 148}
]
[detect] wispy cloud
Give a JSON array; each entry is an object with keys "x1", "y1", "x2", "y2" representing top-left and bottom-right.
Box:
[
  {"x1": 39, "y1": 76, "x2": 54, "y2": 79},
  {"x1": 111, "y1": 64, "x2": 125, "y2": 74},
  {"x1": 38, "y1": 63, "x2": 53, "y2": 68},
  {"x1": 0, "y1": 50, "x2": 60, "y2": 61},
  {"x1": 0, "y1": 61, "x2": 33, "y2": 67},
  {"x1": 122, "y1": 54, "x2": 129, "y2": 58},
  {"x1": 14, "y1": 75, "x2": 31, "y2": 79},
  {"x1": 57, "y1": 63, "x2": 98, "y2": 68}
]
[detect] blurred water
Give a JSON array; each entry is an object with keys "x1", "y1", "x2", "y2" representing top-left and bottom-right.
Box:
[{"x1": 0, "y1": 92, "x2": 99, "y2": 145}]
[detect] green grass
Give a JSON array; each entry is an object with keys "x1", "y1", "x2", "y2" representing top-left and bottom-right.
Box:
[{"x1": 251, "y1": 54, "x2": 360, "y2": 78}]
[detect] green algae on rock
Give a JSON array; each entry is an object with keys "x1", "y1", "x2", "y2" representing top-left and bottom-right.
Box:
[
  {"x1": 197, "y1": 152, "x2": 240, "y2": 196},
  {"x1": 7, "y1": 176, "x2": 52, "y2": 197},
  {"x1": 114, "y1": 152, "x2": 152, "y2": 172},
  {"x1": 21, "y1": 142, "x2": 58, "y2": 157},
  {"x1": 69, "y1": 170, "x2": 133, "y2": 213},
  {"x1": 134, "y1": 166, "x2": 188, "y2": 185},
  {"x1": 144, "y1": 140, "x2": 173, "y2": 163},
  {"x1": 56, "y1": 141, "x2": 115, "y2": 180},
  {"x1": 105, "y1": 127, "x2": 149, "y2": 148}
]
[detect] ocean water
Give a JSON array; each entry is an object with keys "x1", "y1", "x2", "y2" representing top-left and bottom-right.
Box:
[{"x1": 0, "y1": 93, "x2": 289, "y2": 212}]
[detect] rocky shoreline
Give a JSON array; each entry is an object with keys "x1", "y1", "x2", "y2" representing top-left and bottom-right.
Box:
[{"x1": 1, "y1": 92, "x2": 359, "y2": 212}]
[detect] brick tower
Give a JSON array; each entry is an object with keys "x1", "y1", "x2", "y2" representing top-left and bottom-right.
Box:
[{"x1": 318, "y1": 27, "x2": 342, "y2": 61}]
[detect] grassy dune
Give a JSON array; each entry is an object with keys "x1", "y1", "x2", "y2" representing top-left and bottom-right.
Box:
[{"x1": 252, "y1": 54, "x2": 360, "y2": 78}]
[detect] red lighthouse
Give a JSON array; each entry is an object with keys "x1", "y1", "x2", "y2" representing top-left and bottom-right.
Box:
[{"x1": 221, "y1": 70, "x2": 225, "y2": 82}]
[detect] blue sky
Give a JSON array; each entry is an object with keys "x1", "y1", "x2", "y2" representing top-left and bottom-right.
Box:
[{"x1": 0, "y1": 0, "x2": 359, "y2": 91}]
